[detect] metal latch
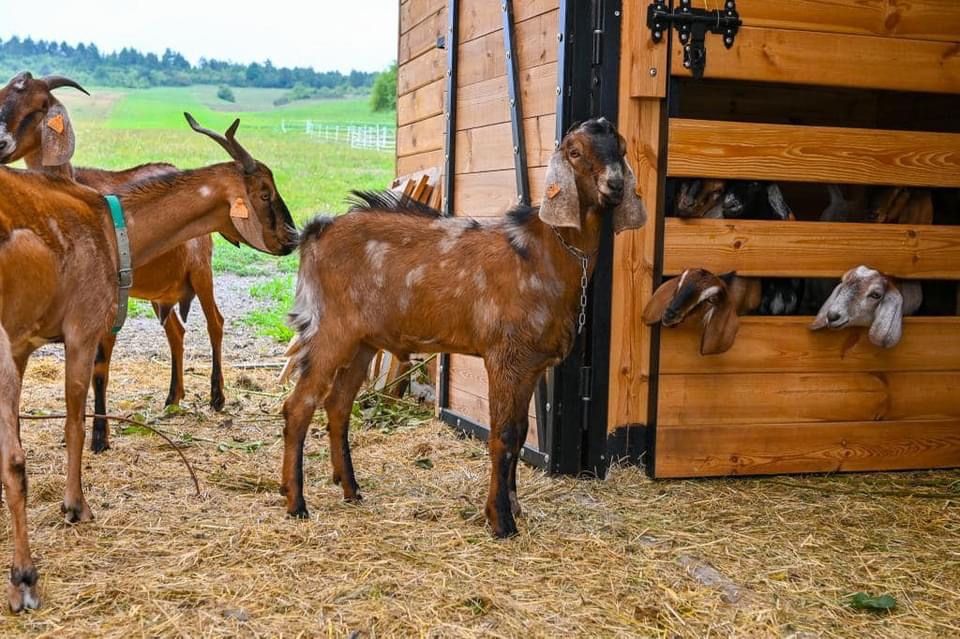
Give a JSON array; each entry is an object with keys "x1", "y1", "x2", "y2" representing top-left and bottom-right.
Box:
[{"x1": 647, "y1": 0, "x2": 741, "y2": 80}]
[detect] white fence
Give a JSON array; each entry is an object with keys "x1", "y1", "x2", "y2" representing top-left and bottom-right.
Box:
[{"x1": 279, "y1": 120, "x2": 396, "y2": 152}]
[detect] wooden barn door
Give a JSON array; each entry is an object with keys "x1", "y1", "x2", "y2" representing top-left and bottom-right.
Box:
[{"x1": 611, "y1": 0, "x2": 960, "y2": 477}]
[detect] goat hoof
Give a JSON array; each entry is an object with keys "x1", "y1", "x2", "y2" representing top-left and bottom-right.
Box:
[
  {"x1": 486, "y1": 506, "x2": 519, "y2": 538},
  {"x1": 90, "y1": 437, "x2": 110, "y2": 454},
  {"x1": 7, "y1": 568, "x2": 40, "y2": 613},
  {"x1": 60, "y1": 501, "x2": 94, "y2": 524},
  {"x1": 210, "y1": 391, "x2": 226, "y2": 412},
  {"x1": 492, "y1": 521, "x2": 519, "y2": 539},
  {"x1": 343, "y1": 492, "x2": 363, "y2": 504},
  {"x1": 286, "y1": 497, "x2": 309, "y2": 519}
]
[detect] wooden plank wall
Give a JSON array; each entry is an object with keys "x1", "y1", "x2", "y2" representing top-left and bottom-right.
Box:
[
  {"x1": 611, "y1": 0, "x2": 960, "y2": 477},
  {"x1": 398, "y1": 0, "x2": 560, "y2": 448}
]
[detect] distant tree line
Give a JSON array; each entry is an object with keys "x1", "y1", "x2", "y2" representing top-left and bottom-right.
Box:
[{"x1": 0, "y1": 36, "x2": 379, "y2": 91}]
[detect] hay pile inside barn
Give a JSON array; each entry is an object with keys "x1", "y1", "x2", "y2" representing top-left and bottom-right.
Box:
[{"x1": 1, "y1": 355, "x2": 957, "y2": 638}]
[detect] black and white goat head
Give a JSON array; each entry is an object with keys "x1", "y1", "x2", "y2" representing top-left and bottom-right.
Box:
[
  {"x1": 643, "y1": 268, "x2": 761, "y2": 355},
  {"x1": 674, "y1": 179, "x2": 794, "y2": 221},
  {"x1": 810, "y1": 265, "x2": 922, "y2": 349}
]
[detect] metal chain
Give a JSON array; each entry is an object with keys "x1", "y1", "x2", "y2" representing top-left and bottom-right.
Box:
[{"x1": 551, "y1": 227, "x2": 598, "y2": 335}]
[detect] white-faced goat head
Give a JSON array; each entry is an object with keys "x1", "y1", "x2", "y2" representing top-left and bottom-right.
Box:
[
  {"x1": 810, "y1": 265, "x2": 922, "y2": 348},
  {"x1": 643, "y1": 268, "x2": 761, "y2": 355}
]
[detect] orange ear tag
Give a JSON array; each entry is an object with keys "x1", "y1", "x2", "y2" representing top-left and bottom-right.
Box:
[
  {"x1": 230, "y1": 197, "x2": 249, "y2": 219},
  {"x1": 546, "y1": 183, "x2": 562, "y2": 200},
  {"x1": 47, "y1": 113, "x2": 65, "y2": 135}
]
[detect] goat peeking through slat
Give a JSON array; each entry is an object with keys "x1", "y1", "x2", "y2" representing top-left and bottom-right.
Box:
[
  {"x1": 643, "y1": 269, "x2": 762, "y2": 355},
  {"x1": 281, "y1": 118, "x2": 646, "y2": 538}
]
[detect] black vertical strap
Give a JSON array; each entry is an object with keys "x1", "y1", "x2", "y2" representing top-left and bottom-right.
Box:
[
  {"x1": 502, "y1": 0, "x2": 530, "y2": 206},
  {"x1": 554, "y1": 0, "x2": 572, "y2": 149},
  {"x1": 437, "y1": 0, "x2": 459, "y2": 411}
]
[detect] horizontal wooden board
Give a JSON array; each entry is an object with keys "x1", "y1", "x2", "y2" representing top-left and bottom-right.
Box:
[
  {"x1": 398, "y1": 78, "x2": 444, "y2": 127},
  {"x1": 458, "y1": 10, "x2": 558, "y2": 88},
  {"x1": 655, "y1": 419, "x2": 960, "y2": 477},
  {"x1": 668, "y1": 119, "x2": 960, "y2": 188},
  {"x1": 459, "y1": 0, "x2": 557, "y2": 43},
  {"x1": 671, "y1": 27, "x2": 960, "y2": 94},
  {"x1": 399, "y1": 5, "x2": 445, "y2": 64},
  {"x1": 660, "y1": 317, "x2": 960, "y2": 374},
  {"x1": 662, "y1": 219, "x2": 960, "y2": 279},
  {"x1": 399, "y1": 48, "x2": 445, "y2": 96},
  {"x1": 455, "y1": 115, "x2": 555, "y2": 174},
  {"x1": 396, "y1": 149, "x2": 444, "y2": 179},
  {"x1": 453, "y1": 168, "x2": 547, "y2": 216},
  {"x1": 400, "y1": 0, "x2": 445, "y2": 35},
  {"x1": 457, "y1": 62, "x2": 557, "y2": 131},
  {"x1": 397, "y1": 113, "x2": 445, "y2": 158},
  {"x1": 658, "y1": 372, "x2": 960, "y2": 426},
  {"x1": 448, "y1": 355, "x2": 539, "y2": 445},
  {"x1": 736, "y1": 0, "x2": 960, "y2": 43}
]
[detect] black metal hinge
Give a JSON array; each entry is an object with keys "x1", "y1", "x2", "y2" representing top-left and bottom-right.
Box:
[
  {"x1": 647, "y1": 0, "x2": 741, "y2": 80},
  {"x1": 579, "y1": 366, "x2": 593, "y2": 404}
]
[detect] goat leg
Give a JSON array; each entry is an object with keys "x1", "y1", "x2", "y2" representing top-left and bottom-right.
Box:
[
  {"x1": 61, "y1": 336, "x2": 95, "y2": 524},
  {"x1": 190, "y1": 265, "x2": 226, "y2": 411},
  {"x1": 325, "y1": 346, "x2": 376, "y2": 502},
  {"x1": 0, "y1": 331, "x2": 38, "y2": 612},
  {"x1": 507, "y1": 414, "x2": 530, "y2": 518},
  {"x1": 91, "y1": 336, "x2": 116, "y2": 453},
  {"x1": 155, "y1": 303, "x2": 186, "y2": 408}
]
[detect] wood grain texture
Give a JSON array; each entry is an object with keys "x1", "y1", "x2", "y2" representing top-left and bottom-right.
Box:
[
  {"x1": 736, "y1": 0, "x2": 960, "y2": 43},
  {"x1": 662, "y1": 218, "x2": 960, "y2": 279},
  {"x1": 396, "y1": 149, "x2": 444, "y2": 179},
  {"x1": 453, "y1": 169, "x2": 546, "y2": 217},
  {"x1": 458, "y1": 10, "x2": 558, "y2": 88},
  {"x1": 398, "y1": 48, "x2": 445, "y2": 96},
  {"x1": 627, "y1": 0, "x2": 668, "y2": 98},
  {"x1": 400, "y1": 0, "x2": 446, "y2": 36},
  {"x1": 455, "y1": 115, "x2": 555, "y2": 174},
  {"x1": 397, "y1": 113, "x2": 445, "y2": 158},
  {"x1": 670, "y1": 27, "x2": 960, "y2": 94},
  {"x1": 668, "y1": 119, "x2": 960, "y2": 188},
  {"x1": 458, "y1": 0, "x2": 557, "y2": 43},
  {"x1": 655, "y1": 419, "x2": 960, "y2": 477},
  {"x1": 658, "y1": 372, "x2": 960, "y2": 426},
  {"x1": 398, "y1": 78, "x2": 445, "y2": 127},
  {"x1": 660, "y1": 317, "x2": 960, "y2": 374},
  {"x1": 399, "y1": 5, "x2": 446, "y2": 64},
  {"x1": 456, "y1": 62, "x2": 557, "y2": 131}
]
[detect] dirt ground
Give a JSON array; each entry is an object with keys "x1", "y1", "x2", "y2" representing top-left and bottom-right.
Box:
[{"x1": 1, "y1": 276, "x2": 958, "y2": 637}]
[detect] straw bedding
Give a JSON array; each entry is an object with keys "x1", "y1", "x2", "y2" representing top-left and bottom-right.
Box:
[{"x1": 1, "y1": 355, "x2": 957, "y2": 638}]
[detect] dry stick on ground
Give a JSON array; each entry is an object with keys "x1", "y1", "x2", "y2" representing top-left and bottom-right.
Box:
[{"x1": 19, "y1": 413, "x2": 201, "y2": 496}]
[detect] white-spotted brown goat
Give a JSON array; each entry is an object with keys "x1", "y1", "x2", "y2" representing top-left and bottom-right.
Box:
[
  {"x1": 282, "y1": 118, "x2": 646, "y2": 538},
  {"x1": 810, "y1": 265, "x2": 922, "y2": 348},
  {"x1": 0, "y1": 72, "x2": 230, "y2": 453},
  {"x1": 642, "y1": 269, "x2": 761, "y2": 355},
  {"x1": 0, "y1": 114, "x2": 296, "y2": 612}
]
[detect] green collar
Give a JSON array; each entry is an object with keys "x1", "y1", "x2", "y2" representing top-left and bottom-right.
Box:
[{"x1": 104, "y1": 195, "x2": 133, "y2": 334}]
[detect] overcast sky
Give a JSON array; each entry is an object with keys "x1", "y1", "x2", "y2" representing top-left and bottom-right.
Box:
[{"x1": 0, "y1": 0, "x2": 398, "y2": 72}]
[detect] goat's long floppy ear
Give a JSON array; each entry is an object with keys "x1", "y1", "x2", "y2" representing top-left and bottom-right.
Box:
[
  {"x1": 869, "y1": 284, "x2": 905, "y2": 348},
  {"x1": 41, "y1": 102, "x2": 75, "y2": 167},
  {"x1": 810, "y1": 282, "x2": 842, "y2": 330},
  {"x1": 538, "y1": 149, "x2": 581, "y2": 230},
  {"x1": 700, "y1": 297, "x2": 739, "y2": 355},
  {"x1": 766, "y1": 184, "x2": 795, "y2": 221},
  {"x1": 613, "y1": 159, "x2": 648, "y2": 233},
  {"x1": 642, "y1": 276, "x2": 681, "y2": 325}
]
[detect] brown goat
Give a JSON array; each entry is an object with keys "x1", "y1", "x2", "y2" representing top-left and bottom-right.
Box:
[
  {"x1": 281, "y1": 118, "x2": 645, "y2": 538},
  {"x1": 0, "y1": 114, "x2": 296, "y2": 611},
  {"x1": 643, "y1": 269, "x2": 761, "y2": 355},
  {"x1": 0, "y1": 72, "x2": 227, "y2": 453}
]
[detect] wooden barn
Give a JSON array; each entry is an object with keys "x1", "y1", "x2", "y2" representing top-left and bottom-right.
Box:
[{"x1": 395, "y1": 0, "x2": 960, "y2": 478}]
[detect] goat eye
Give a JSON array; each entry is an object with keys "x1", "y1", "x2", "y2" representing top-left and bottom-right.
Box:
[
  {"x1": 260, "y1": 192, "x2": 271, "y2": 202},
  {"x1": 868, "y1": 292, "x2": 882, "y2": 300},
  {"x1": 568, "y1": 148, "x2": 581, "y2": 159}
]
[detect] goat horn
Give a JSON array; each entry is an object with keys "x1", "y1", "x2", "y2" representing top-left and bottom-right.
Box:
[
  {"x1": 41, "y1": 75, "x2": 90, "y2": 96},
  {"x1": 224, "y1": 119, "x2": 258, "y2": 174},
  {"x1": 184, "y1": 113, "x2": 257, "y2": 174}
]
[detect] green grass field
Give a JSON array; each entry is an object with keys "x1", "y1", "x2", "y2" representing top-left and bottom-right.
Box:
[{"x1": 49, "y1": 86, "x2": 396, "y2": 337}]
